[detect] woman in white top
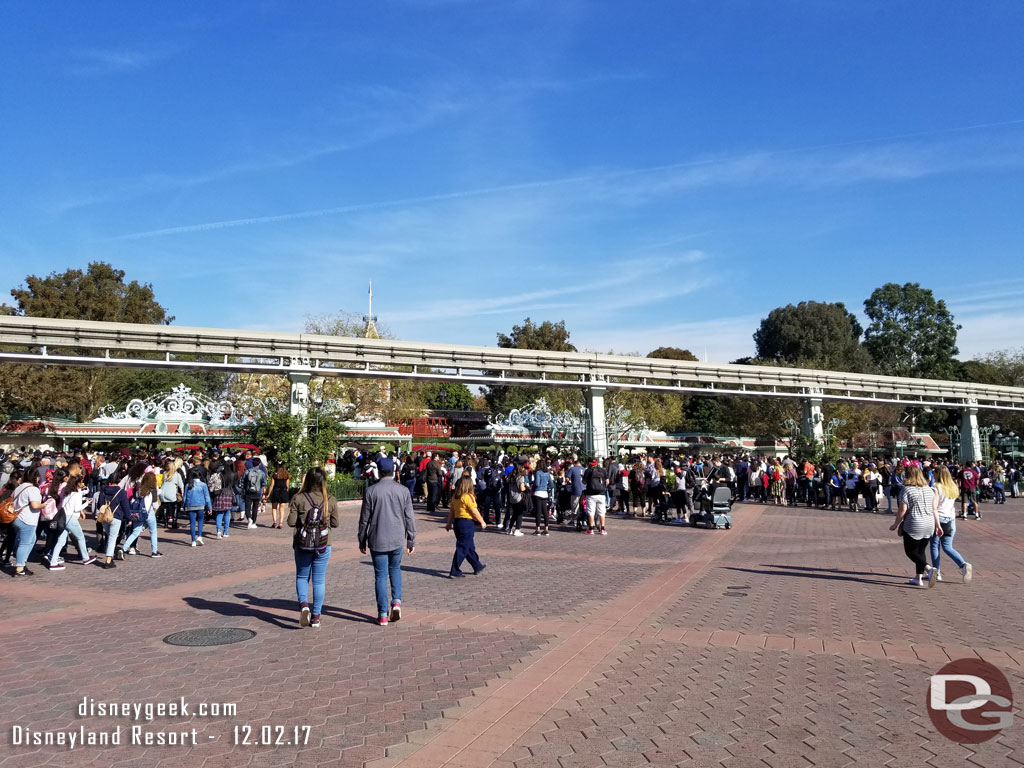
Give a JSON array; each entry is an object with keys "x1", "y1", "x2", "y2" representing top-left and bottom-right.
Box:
[
  {"x1": 11, "y1": 474, "x2": 45, "y2": 576},
  {"x1": 49, "y1": 474, "x2": 97, "y2": 568},
  {"x1": 927, "y1": 466, "x2": 972, "y2": 585},
  {"x1": 890, "y1": 465, "x2": 942, "y2": 587}
]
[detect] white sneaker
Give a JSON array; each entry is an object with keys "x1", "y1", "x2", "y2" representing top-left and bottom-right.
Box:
[
  {"x1": 216, "y1": 532, "x2": 223, "y2": 539},
  {"x1": 196, "y1": 537, "x2": 204, "y2": 546},
  {"x1": 248, "y1": 522, "x2": 257, "y2": 529},
  {"x1": 962, "y1": 563, "x2": 973, "y2": 583},
  {"x1": 190, "y1": 540, "x2": 197, "y2": 548},
  {"x1": 935, "y1": 569, "x2": 942, "y2": 582},
  {"x1": 512, "y1": 530, "x2": 524, "y2": 537}
]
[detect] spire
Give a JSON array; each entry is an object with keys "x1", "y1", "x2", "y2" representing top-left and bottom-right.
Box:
[{"x1": 363, "y1": 281, "x2": 379, "y2": 339}]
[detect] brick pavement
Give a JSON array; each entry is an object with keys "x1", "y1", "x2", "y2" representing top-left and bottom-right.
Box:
[{"x1": 1, "y1": 496, "x2": 1022, "y2": 767}]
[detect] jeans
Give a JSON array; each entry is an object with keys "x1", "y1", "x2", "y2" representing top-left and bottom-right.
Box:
[
  {"x1": 450, "y1": 519, "x2": 483, "y2": 575},
  {"x1": 53, "y1": 514, "x2": 90, "y2": 561},
  {"x1": 244, "y1": 495, "x2": 261, "y2": 523},
  {"x1": 295, "y1": 545, "x2": 331, "y2": 615},
  {"x1": 426, "y1": 482, "x2": 439, "y2": 511},
  {"x1": 993, "y1": 484, "x2": 1005, "y2": 503},
  {"x1": 371, "y1": 547, "x2": 403, "y2": 618},
  {"x1": 13, "y1": 518, "x2": 37, "y2": 568},
  {"x1": 103, "y1": 518, "x2": 123, "y2": 559},
  {"x1": 122, "y1": 512, "x2": 158, "y2": 553},
  {"x1": 404, "y1": 479, "x2": 417, "y2": 498},
  {"x1": 215, "y1": 510, "x2": 230, "y2": 536},
  {"x1": 478, "y1": 490, "x2": 500, "y2": 524},
  {"x1": 187, "y1": 508, "x2": 205, "y2": 540},
  {"x1": 930, "y1": 522, "x2": 966, "y2": 569},
  {"x1": 884, "y1": 486, "x2": 893, "y2": 513}
]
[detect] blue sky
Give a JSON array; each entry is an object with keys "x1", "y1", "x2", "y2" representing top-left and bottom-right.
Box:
[{"x1": 2, "y1": 0, "x2": 1023, "y2": 362}]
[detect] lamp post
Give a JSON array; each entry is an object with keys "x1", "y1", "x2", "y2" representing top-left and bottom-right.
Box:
[
  {"x1": 782, "y1": 418, "x2": 800, "y2": 453},
  {"x1": 940, "y1": 425, "x2": 961, "y2": 462},
  {"x1": 979, "y1": 424, "x2": 1000, "y2": 461}
]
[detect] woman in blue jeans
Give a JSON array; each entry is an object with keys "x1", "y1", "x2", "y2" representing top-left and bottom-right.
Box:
[
  {"x1": 287, "y1": 467, "x2": 339, "y2": 628},
  {"x1": 10, "y1": 473, "x2": 45, "y2": 576},
  {"x1": 928, "y1": 467, "x2": 973, "y2": 585}
]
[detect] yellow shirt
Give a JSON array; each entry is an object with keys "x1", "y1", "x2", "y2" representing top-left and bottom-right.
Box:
[{"x1": 451, "y1": 493, "x2": 478, "y2": 520}]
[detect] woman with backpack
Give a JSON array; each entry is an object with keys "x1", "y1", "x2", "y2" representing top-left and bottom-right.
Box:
[
  {"x1": 96, "y1": 475, "x2": 131, "y2": 570},
  {"x1": 9, "y1": 472, "x2": 45, "y2": 576},
  {"x1": 629, "y1": 462, "x2": 646, "y2": 517},
  {"x1": 182, "y1": 469, "x2": 212, "y2": 547},
  {"x1": 119, "y1": 471, "x2": 162, "y2": 559},
  {"x1": 287, "y1": 466, "x2": 339, "y2": 628},
  {"x1": 266, "y1": 462, "x2": 291, "y2": 529},
  {"x1": 506, "y1": 464, "x2": 528, "y2": 536}
]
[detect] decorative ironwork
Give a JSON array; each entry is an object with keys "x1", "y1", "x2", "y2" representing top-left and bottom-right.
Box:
[
  {"x1": 485, "y1": 397, "x2": 658, "y2": 445},
  {"x1": 94, "y1": 384, "x2": 282, "y2": 427}
]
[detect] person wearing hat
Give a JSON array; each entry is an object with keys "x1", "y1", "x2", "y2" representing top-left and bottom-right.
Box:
[{"x1": 358, "y1": 457, "x2": 416, "y2": 626}]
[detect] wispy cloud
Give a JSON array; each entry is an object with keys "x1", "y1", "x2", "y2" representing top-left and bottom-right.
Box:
[
  {"x1": 71, "y1": 45, "x2": 177, "y2": 76},
  {"x1": 104, "y1": 118, "x2": 1024, "y2": 241}
]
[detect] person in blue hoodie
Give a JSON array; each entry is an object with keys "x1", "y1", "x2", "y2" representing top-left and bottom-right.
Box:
[{"x1": 182, "y1": 469, "x2": 212, "y2": 547}]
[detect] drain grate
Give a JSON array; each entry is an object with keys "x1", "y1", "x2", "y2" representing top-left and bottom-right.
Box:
[{"x1": 163, "y1": 628, "x2": 256, "y2": 647}]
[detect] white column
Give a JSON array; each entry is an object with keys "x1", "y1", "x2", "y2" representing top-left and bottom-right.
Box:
[
  {"x1": 801, "y1": 393, "x2": 824, "y2": 444},
  {"x1": 288, "y1": 372, "x2": 312, "y2": 419},
  {"x1": 584, "y1": 386, "x2": 608, "y2": 459},
  {"x1": 960, "y1": 405, "x2": 981, "y2": 462}
]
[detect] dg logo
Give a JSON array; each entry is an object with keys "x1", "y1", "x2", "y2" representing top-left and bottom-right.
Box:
[{"x1": 928, "y1": 658, "x2": 1014, "y2": 743}]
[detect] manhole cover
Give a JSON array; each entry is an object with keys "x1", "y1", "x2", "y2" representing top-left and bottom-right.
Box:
[{"x1": 163, "y1": 628, "x2": 256, "y2": 647}]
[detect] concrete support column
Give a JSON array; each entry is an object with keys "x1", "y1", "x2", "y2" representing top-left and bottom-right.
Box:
[
  {"x1": 801, "y1": 394, "x2": 824, "y2": 444},
  {"x1": 288, "y1": 372, "x2": 312, "y2": 420},
  {"x1": 584, "y1": 386, "x2": 608, "y2": 459},
  {"x1": 960, "y1": 405, "x2": 981, "y2": 462}
]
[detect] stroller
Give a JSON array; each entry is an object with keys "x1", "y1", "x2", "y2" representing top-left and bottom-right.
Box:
[
  {"x1": 978, "y1": 477, "x2": 994, "y2": 502},
  {"x1": 690, "y1": 485, "x2": 734, "y2": 529}
]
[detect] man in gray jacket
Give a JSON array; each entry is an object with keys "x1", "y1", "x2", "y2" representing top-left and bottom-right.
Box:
[{"x1": 358, "y1": 457, "x2": 416, "y2": 626}]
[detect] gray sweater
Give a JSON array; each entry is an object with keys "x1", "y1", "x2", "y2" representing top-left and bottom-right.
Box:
[{"x1": 358, "y1": 477, "x2": 416, "y2": 552}]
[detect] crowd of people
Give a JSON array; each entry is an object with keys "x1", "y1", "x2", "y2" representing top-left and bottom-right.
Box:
[{"x1": 1, "y1": 443, "x2": 1019, "y2": 626}]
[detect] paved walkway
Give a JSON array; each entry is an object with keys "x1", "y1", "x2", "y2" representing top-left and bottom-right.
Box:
[{"x1": 1, "y1": 496, "x2": 1022, "y2": 767}]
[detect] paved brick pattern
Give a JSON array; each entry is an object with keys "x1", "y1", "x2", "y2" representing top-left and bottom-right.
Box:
[{"x1": 2, "y1": 497, "x2": 1022, "y2": 768}]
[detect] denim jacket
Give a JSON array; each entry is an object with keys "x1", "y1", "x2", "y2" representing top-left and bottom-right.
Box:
[
  {"x1": 533, "y1": 470, "x2": 552, "y2": 493},
  {"x1": 183, "y1": 480, "x2": 212, "y2": 511}
]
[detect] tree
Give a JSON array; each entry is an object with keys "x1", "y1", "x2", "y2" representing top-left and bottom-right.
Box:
[
  {"x1": 753, "y1": 301, "x2": 873, "y2": 372},
  {"x1": 648, "y1": 346, "x2": 699, "y2": 362},
  {"x1": 485, "y1": 318, "x2": 582, "y2": 414},
  {"x1": 245, "y1": 411, "x2": 345, "y2": 482},
  {"x1": 0, "y1": 262, "x2": 228, "y2": 421},
  {"x1": 421, "y1": 381, "x2": 474, "y2": 411},
  {"x1": 863, "y1": 283, "x2": 961, "y2": 379}
]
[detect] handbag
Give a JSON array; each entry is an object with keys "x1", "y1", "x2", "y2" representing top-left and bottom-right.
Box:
[{"x1": 49, "y1": 510, "x2": 68, "y2": 533}]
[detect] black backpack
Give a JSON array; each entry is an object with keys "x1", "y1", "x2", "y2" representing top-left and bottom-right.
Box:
[{"x1": 296, "y1": 494, "x2": 329, "y2": 554}]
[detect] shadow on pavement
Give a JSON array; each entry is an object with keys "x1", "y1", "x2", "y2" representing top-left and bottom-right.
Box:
[{"x1": 722, "y1": 564, "x2": 906, "y2": 588}]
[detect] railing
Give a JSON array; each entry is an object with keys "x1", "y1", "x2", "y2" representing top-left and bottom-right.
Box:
[{"x1": 2, "y1": 315, "x2": 1024, "y2": 411}]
